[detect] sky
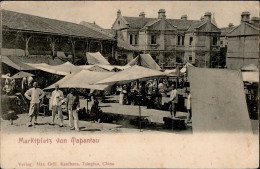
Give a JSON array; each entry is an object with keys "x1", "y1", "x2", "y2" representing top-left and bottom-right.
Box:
[{"x1": 2, "y1": 1, "x2": 259, "y2": 29}]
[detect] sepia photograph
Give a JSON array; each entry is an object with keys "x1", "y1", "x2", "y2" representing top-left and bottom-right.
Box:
[{"x1": 0, "y1": 1, "x2": 259, "y2": 168}]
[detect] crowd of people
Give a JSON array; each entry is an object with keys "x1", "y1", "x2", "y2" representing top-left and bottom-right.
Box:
[
  {"x1": 2, "y1": 73, "x2": 192, "y2": 131},
  {"x1": 2, "y1": 74, "x2": 103, "y2": 131},
  {"x1": 115, "y1": 78, "x2": 192, "y2": 123}
]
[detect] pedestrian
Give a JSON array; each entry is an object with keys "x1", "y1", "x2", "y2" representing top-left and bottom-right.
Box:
[
  {"x1": 186, "y1": 91, "x2": 192, "y2": 123},
  {"x1": 22, "y1": 77, "x2": 28, "y2": 94},
  {"x1": 169, "y1": 83, "x2": 178, "y2": 117},
  {"x1": 66, "y1": 88, "x2": 80, "y2": 131},
  {"x1": 24, "y1": 82, "x2": 45, "y2": 127},
  {"x1": 27, "y1": 76, "x2": 33, "y2": 88},
  {"x1": 49, "y1": 84, "x2": 64, "y2": 127}
]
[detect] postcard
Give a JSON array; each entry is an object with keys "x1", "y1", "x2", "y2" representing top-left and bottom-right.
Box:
[{"x1": 1, "y1": 1, "x2": 259, "y2": 168}]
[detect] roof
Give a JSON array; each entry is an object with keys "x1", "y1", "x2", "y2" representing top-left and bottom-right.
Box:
[
  {"x1": 167, "y1": 19, "x2": 203, "y2": 31},
  {"x1": 123, "y1": 16, "x2": 203, "y2": 31},
  {"x1": 79, "y1": 21, "x2": 104, "y2": 30},
  {"x1": 187, "y1": 21, "x2": 220, "y2": 32},
  {"x1": 220, "y1": 26, "x2": 235, "y2": 36},
  {"x1": 227, "y1": 22, "x2": 260, "y2": 36},
  {"x1": 123, "y1": 17, "x2": 156, "y2": 29},
  {"x1": 79, "y1": 22, "x2": 138, "y2": 51},
  {"x1": 2, "y1": 10, "x2": 113, "y2": 40},
  {"x1": 141, "y1": 19, "x2": 177, "y2": 31}
]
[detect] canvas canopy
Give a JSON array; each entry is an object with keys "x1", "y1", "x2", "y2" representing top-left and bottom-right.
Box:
[
  {"x1": 27, "y1": 63, "x2": 67, "y2": 75},
  {"x1": 11, "y1": 71, "x2": 34, "y2": 79},
  {"x1": 2, "y1": 74, "x2": 11, "y2": 79},
  {"x1": 165, "y1": 69, "x2": 176, "y2": 74},
  {"x1": 86, "y1": 52, "x2": 110, "y2": 65},
  {"x1": 127, "y1": 54, "x2": 161, "y2": 71},
  {"x1": 242, "y1": 71, "x2": 259, "y2": 83},
  {"x1": 114, "y1": 65, "x2": 131, "y2": 70},
  {"x1": 95, "y1": 65, "x2": 166, "y2": 85},
  {"x1": 1, "y1": 55, "x2": 36, "y2": 70},
  {"x1": 79, "y1": 64, "x2": 130, "y2": 72},
  {"x1": 52, "y1": 62, "x2": 82, "y2": 74},
  {"x1": 180, "y1": 62, "x2": 194, "y2": 73},
  {"x1": 241, "y1": 64, "x2": 258, "y2": 71},
  {"x1": 188, "y1": 67, "x2": 252, "y2": 133},
  {"x1": 45, "y1": 70, "x2": 114, "y2": 90},
  {"x1": 27, "y1": 62, "x2": 82, "y2": 75}
]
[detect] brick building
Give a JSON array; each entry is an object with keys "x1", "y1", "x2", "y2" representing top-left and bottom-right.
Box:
[{"x1": 111, "y1": 9, "x2": 221, "y2": 68}]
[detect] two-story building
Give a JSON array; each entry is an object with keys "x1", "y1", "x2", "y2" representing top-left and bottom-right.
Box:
[
  {"x1": 111, "y1": 9, "x2": 221, "y2": 68},
  {"x1": 226, "y1": 12, "x2": 260, "y2": 70}
]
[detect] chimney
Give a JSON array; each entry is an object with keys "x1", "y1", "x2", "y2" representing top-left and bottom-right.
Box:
[
  {"x1": 251, "y1": 17, "x2": 260, "y2": 24},
  {"x1": 204, "y1": 12, "x2": 212, "y2": 22},
  {"x1": 241, "y1": 12, "x2": 250, "y2": 23},
  {"x1": 158, "y1": 9, "x2": 166, "y2": 19},
  {"x1": 200, "y1": 16, "x2": 205, "y2": 21},
  {"x1": 181, "y1": 14, "x2": 188, "y2": 20},
  {"x1": 139, "y1": 12, "x2": 145, "y2": 18},
  {"x1": 117, "y1": 9, "x2": 121, "y2": 17},
  {"x1": 228, "y1": 23, "x2": 234, "y2": 27}
]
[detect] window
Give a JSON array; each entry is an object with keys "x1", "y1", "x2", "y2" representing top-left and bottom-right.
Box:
[
  {"x1": 189, "y1": 55, "x2": 192, "y2": 61},
  {"x1": 189, "y1": 37, "x2": 193, "y2": 46},
  {"x1": 177, "y1": 36, "x2": 181, "y2": 45},
  {"x1": 151, "y1": 34, "x2": 156, "y2": 44},
  {"x1": 213, "y1": 36, "x2": 217, "y2": 45},
  {"x1": 130, "y1": 34, "x2": 133, "y2": 44},
  {"x1": 220, "y1": 41, "x2": 223, "y2": 45},
  {"x1": 118, "y1": 20, "x2": 120, "y2": 25},
  {"x1": 135, "y1": 35, "x2": 138, "y2": 45},
  {"x1": 182, "y1": 36, "x2": 185, "y2": 45}
]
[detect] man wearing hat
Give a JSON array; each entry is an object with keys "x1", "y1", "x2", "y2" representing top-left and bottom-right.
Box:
[
  {"x1": 50, "y1": 84, "x2": 64, "y2": 127},
  {"x1": 24, "y1": 82, "x2": 45, "y2": 127}
]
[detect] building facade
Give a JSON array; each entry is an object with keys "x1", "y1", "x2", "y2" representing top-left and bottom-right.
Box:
[
  {"x1": 226, "y1": 12, "x2": 260, "y2": 70},
  {"x1": 111, "y1": 9, "x2": 221, "y2": 68}
]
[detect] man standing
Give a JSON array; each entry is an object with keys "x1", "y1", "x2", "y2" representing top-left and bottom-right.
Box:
[
  {"x1": 66, "y1": 88, "x2": 80, "y2": 131},
  {"x1": 169, "y1": 83, "x2": 178, "y2": 117},
  {"x1": 49, "y1": 84, "x2": 64, "y2": 127},
  {"x1": 24, "y1": 82, "x2": 45, "y2": 127}
]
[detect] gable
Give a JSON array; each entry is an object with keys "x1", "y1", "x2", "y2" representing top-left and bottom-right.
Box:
[
  {"x1": 197, "y1": 22, "x2": 220, "y2": 32},
  {"x1": 245, "y1": 24, "x2": 260, "y2": 35},
  {"x1": 112, "y1": 16, "x2": 129, "y2": 30},
  {"x1": 146, "y1": 19, "x2": 177, "y2": 31},
  {"x1": 228, "y1": 23, "x2": 259, "y2": 36}
]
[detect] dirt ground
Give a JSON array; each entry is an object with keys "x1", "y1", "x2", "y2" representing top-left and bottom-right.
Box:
[{"x1": 1, "y1": 95, "x2": 258, "y2": 134}]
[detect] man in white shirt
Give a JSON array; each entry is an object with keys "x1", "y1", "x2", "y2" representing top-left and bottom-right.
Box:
[
  {"x1": 24, "y1": 82, "x2": 45, "y2": 127},
  {"x1": 169, "y1": 83, "x2": 178, "y2": 117},
  {"x1": 49, "y1": 84, "x2": 64, "y2": 127}
]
